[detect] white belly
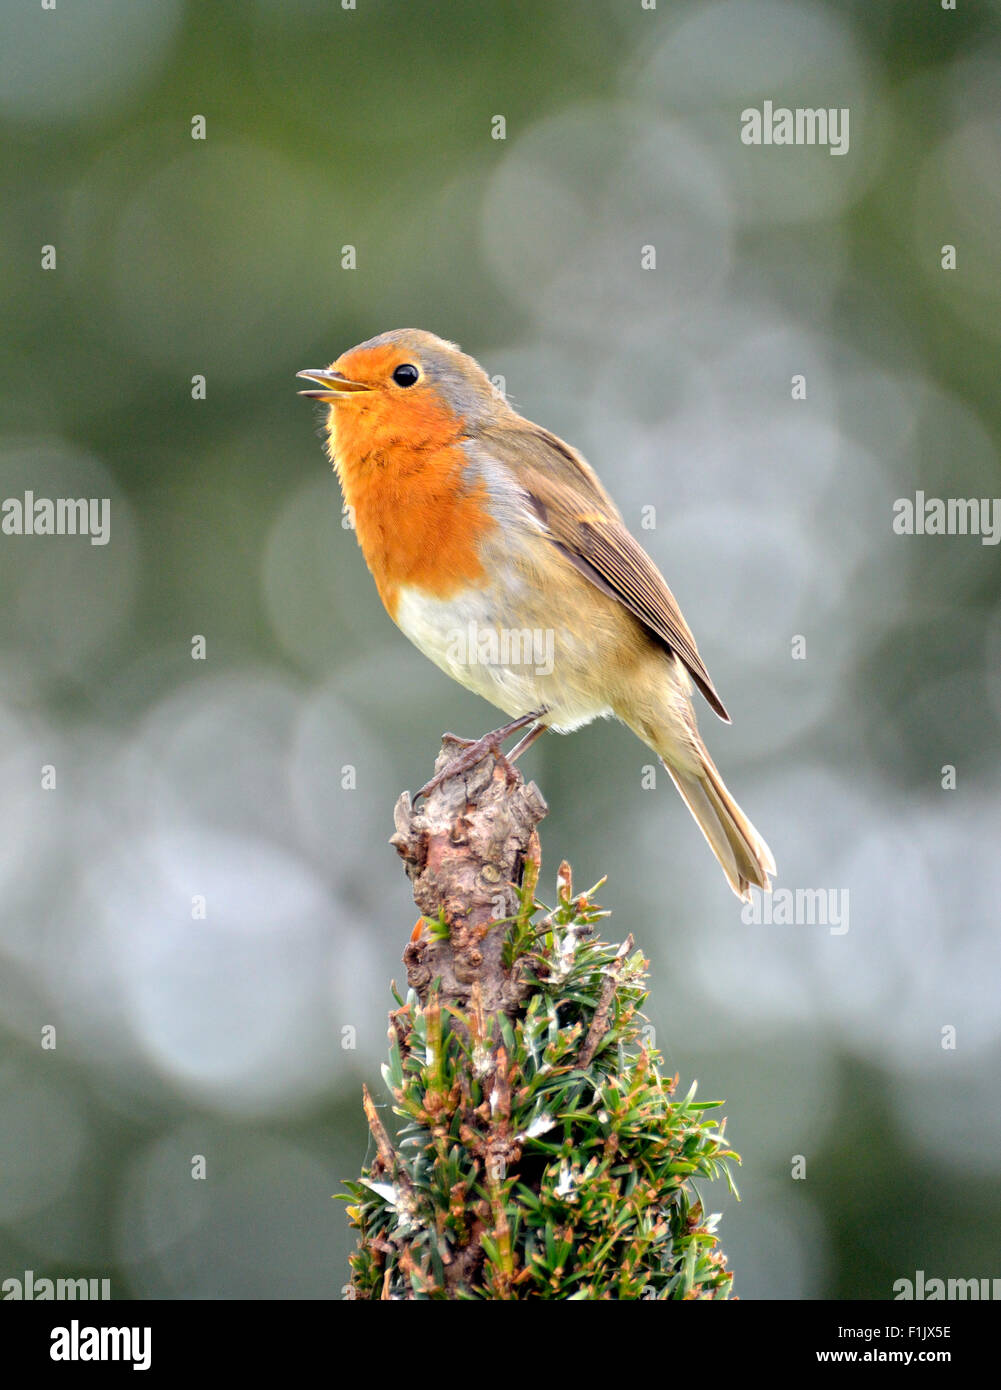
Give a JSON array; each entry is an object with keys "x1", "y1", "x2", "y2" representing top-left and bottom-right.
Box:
[{"x1": 393, "y1": 583, "x2": 613, "y2": 732}]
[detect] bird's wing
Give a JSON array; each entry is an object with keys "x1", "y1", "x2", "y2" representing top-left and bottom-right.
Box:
[{"x1": 480, "y1": 422, "x2": 730, "y2": 722}]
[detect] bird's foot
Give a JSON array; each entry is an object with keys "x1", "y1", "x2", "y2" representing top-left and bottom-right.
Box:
[{"x1": 414, "y1": 710, "x2": 547, "y2": 802}]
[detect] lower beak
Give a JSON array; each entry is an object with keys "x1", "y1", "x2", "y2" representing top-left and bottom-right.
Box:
[{"x1": 296, "y1": 368, "x2": 372, "y2": 401}]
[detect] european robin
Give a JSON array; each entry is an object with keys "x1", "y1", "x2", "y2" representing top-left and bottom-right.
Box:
[{"x1": 298, "y1": 329, "x2": 775, "y2": 900}]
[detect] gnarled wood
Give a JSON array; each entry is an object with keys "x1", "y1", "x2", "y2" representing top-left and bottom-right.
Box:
[{"x1": 390, "y1": 735, "x2": 547, "y2": 1015}]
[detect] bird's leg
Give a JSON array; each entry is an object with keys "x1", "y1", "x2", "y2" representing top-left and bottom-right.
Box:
[
  {"x1": 434, "y1": 718, "x2": 549, "y2": 760},
  {"x1": 414, "y1": 710, "x2": 547, "y2": 801},
  {"x1": 507, "y1": 721, "x2": 549, "y2": 762}
]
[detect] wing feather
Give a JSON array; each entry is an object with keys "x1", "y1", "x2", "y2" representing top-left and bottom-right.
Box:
[{"x1": 478, "y1": 422, "x2": 730, "y2": 721}]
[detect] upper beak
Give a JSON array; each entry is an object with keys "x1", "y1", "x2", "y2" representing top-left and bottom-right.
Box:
[{"x1": 296, "y1": 368, "x2": 372, "y2": 401}]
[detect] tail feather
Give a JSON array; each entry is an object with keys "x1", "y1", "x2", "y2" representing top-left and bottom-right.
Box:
[{"x1": 663, "y1": 746, "x2": 775, "y2": 901}]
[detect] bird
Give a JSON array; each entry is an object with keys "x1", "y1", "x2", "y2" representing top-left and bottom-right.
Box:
[{"x1": 298, "y1": 329, "x2": 775, "y2": 900}]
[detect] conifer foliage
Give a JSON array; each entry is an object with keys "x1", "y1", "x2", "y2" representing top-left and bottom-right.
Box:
[{"x1": 343, "y1": 743, "x2": 738, "y2": 1300}]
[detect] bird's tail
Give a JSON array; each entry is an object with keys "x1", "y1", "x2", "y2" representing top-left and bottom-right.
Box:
[{"x1": 662, "y1": 741, "x2": 775, "y2": 902}]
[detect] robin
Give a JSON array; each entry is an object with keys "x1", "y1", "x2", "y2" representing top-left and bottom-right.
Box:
[{"x1": 298, "y1": 329, "x2": 775, "y2": 900}]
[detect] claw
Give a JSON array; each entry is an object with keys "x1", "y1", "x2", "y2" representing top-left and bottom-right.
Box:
[{"x1": 414, "y1": 710, "x2": 547, "y2": 802}]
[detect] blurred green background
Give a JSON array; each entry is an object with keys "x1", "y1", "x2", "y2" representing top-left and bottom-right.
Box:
[{"x1": 2, "y1": 0, "x2": 1000, "y2": 1299}]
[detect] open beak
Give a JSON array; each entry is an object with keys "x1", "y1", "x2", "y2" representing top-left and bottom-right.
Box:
[{"x1": 296, "y1": 368, "x2": 372, "y2": 401}]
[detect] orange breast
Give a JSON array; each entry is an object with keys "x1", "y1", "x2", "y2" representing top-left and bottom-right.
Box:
[{"x1": 328, "y1": 403, "x2": 495, "y2": 619}]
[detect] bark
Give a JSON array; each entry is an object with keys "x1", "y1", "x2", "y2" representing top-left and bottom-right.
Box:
[{"x1": 390, "y1": 735, "x2": 548, "y2": 1016}]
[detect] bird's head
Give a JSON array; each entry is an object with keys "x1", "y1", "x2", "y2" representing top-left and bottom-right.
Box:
[{"x1": 298, "y1": 329, "x2": 510, "y2": 471}]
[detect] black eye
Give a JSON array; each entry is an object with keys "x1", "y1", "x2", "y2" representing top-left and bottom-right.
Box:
[{"x1": 392, "y1": 363, "x2": 420, "y2": 388}]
